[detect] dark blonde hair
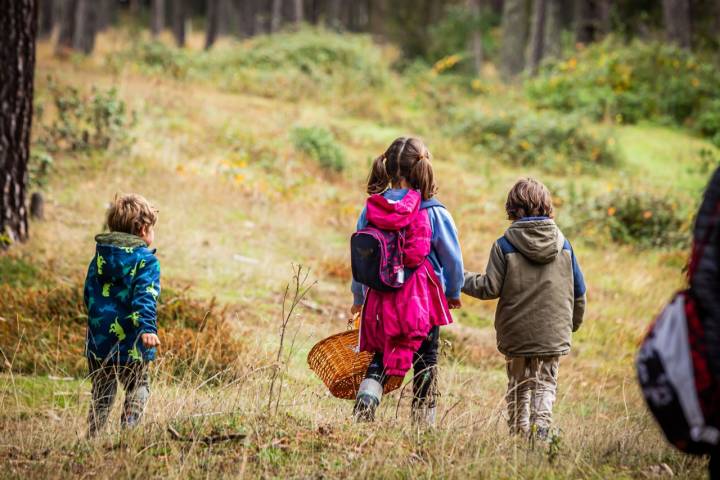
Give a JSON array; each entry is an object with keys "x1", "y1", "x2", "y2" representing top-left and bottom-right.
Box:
[
  {"x1": 367, "y1": 137, "x2": 437, "y2": 201},
  {"x1": 106, "y1": 193, "x2": 158, "y2": 235},
  {"x1": 505, "y1": 177, "x2": 554, "y2": 221}
]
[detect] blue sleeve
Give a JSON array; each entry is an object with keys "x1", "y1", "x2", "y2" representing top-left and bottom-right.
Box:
[
  {"x1": 567, "y1": 241, "x2": 586, "y2": 298},
  {"x1": 131, "y1": 253, "x2": 161, "y2": 334},
  {"x1": 430, "y1": 207, "x2": 464, "y2": 300},
  {"x1": 351, "y1": 207, "x2": 369, "y2": 305}
]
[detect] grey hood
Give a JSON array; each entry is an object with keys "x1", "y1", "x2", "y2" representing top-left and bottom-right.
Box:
[{"x1": 504, "y1": 219, "x2": 564, "y2": 264}]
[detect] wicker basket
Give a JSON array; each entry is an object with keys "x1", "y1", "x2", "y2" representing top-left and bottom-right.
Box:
[{"x1": 307, "y1": 328, "x2": 403, "y2": 400}]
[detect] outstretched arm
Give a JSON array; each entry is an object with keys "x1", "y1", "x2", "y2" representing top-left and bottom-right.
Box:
[
  {"x1": 462, "y1": 242, "x2": 506, "y2": 300},
  {"x1": 430, "y1": 208, "x2": 465, "y2": 301}
]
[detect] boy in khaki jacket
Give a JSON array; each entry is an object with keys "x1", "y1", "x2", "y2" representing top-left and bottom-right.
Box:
[{"x1": 462, "y1": 178, "x2": 586, "y2": 440}]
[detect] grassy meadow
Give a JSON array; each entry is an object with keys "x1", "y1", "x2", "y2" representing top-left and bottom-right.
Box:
[{"x1": 1, "y1": 25, "x2": 719, "y2": 479}]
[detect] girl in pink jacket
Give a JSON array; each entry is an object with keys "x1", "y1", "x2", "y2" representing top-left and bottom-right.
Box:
[{"x1": 350, "y1": 137, "x2": 464, "y2": 424}]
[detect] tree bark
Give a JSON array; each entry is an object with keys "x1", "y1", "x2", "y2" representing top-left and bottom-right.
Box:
[
  {"x1": 72, "y1": 0, "x2": 97, "y2": 54},
  {"x1": 38, "y1": 0, "x2": 54, "y2": 38},
  {"x1": 55, "y1": 0, "x2": 76, "y2": 52},
  {"x1": 500, "y1": 0, "x2": 529, "y2": 78},
  {"x1": 271, "y1": 0, "x2": 283, "y2": 32},
  {"x1": 0, "y1": 0, "x2": 37, "y2": 247},
  {"x1": 468, "y1": 0, "x2": 484, "y2": 75},
  {"x1": 205, "y1": 0, "x2": 219, "y2": 48},
  {"x1": 662, "y1": 0, "x2": 692, "y2": 49},
  {"x1": 152, "y1": 0, "x2": 165, "y2": 37},
  {"x1": 172, "y1": 0, "x2": 186, "y2": 47},
  {"x1": 543, "y1": 0, "x2": 562, "y2": 59},
  {"x1": 575, "y1": 0, "x2": 610, "y2": 45},
  {"x1": 293, "y1": 0, "x2": 303, "y2": 24},
  {"x1": 526, "y1": 0, "x2": 547, "y2": 74}
]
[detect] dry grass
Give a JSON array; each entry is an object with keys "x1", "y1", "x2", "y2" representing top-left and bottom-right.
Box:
[{"x1": 0, "y1": 29, "x2": 716, "y2": 479}]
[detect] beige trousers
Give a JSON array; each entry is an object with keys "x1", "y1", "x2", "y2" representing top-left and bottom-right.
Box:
[{"x1": 505, "y1": 356, "x2": 559, "y2": 434}]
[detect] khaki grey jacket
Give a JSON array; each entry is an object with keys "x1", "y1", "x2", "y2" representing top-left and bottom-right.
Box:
[{"x1": 462, "y1": 218, "x2": 586, "y2": 357}]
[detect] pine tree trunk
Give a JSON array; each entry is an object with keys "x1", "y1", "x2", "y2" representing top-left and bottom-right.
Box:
[
  {"x1": 205, "y1": 0, "x2": 219, "y2": 48},
  {"x1": 38, "y1": 0, "x2": 54, "y2": 38},
  {"x1": 526, "y1": 0, "x2": 547, "y2": 74},
  {"x1": 55, "y1": 0, "x2": 76, "y2": 52},
  {"x1": 500, "y1": 0, "x2": 529, "y2": 78},
  {"x1": 662, "y1": 0, "x2": 692, "y2": 49},
  {"x1": 468, "y1": 0, "x2": 484, "y2": 75},
  {"x1": 575, "y1": 0, "x2": 610, "y2": 45},
  {"x1": 172, "y1": 0, "x2": 186, "y2": 47},
  {"x1": 0, "y1": 0, "x2": 37, "y2": 248},
  {"x1": 152, "y1": 0, "x2": 165, "y2": 37},
  {"x1": 96, "y1": 0, "x2": 114, "y2": 31},
  {"x1": 237, "y1": 0, "x2": 255, "y2": 36},
  {"x1": 543, "y1": 0, "x2": 562, "y2": 59},
  {"x1": 293, "y1": 0, "x2": 303, "y2": 23},
  {"x1": 328, "y1": 0, "x2": 343, "y2": 29},
  {"x1": 72, "y1": 0, "x2": 97, "y2": 54},
  {"x1": 271, "y1": 0, "x2": 283, "y2": 32}
]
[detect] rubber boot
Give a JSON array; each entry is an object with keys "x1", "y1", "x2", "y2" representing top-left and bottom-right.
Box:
[
  {"x1": 411, "y1": 367, "x2": 437, "y2": 427},
  {"x1": 353, "y1": 378, "x2": 383, "y2": 422}
]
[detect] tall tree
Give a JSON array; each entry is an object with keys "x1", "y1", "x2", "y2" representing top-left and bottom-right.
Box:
[
  {"x1": 271, "y1": 0, "x2": 283, "y2": 32},
  {"x1": 172, "y1": 0, "x2": 186, "y2": 47},
  {"x1": 55, "y1": 0, "x2": 76, "y2": 53},
  {"x1": 152, "y1": 0, "x2": 165, "y2": 37},
  {"x1": 293, "y1": 0, "x2": 304, "y2": 24},
  {"x1": 575, "y1": 0, "x2": 611, "y2": 45},
  {"x1": 38, "y1": 0, "x2": 54, "y2": 38},
  {"x1": 72, "y1": 0, "x2": 97, "y2": 54},
  {"x1": 0, "y1": 0, "x2": 37, "y2": 247},
  {"x1": 662, "y1": 0, "x2": 692, "y2": 49},
  {"x1": 526, "y1": 0, "x2": 547, "y2": 74},
  {"x1": 468, "y1": 0, "x2": 484, "y2": 75},
  {"x1": 543, "y1": 0, "x2": 563, "y2": 59},
  {"x1": 500, "y1": 0, "x2": 530, "y2": 78},
  {"x1": 205, "y1": 0, "x2": 219, "y2": 48}
]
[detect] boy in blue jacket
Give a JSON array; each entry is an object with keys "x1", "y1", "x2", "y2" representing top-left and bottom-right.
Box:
[{"x1": 84, "y1": 193, "x2": 161, "y2": 435}]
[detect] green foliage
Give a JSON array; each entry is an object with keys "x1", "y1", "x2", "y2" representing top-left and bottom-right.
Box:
[
  {"x1": 28, "y1": 149, "x2": 54, "y2": 189},
  {"x1": 526, "y1": 39, "x2": 720, "y2": 136},
  {"x1": 453, "y1": 109, "x2": 619, "y2": 172},
  {"x1": 291, "y1": 126, "x2": 346, "y2": 173},
  {"x1": 0, "y1": 256, "x2": 40, "y2": 288},
  {"x1": 697, "y1": 99, "x2": 720, "y2": 147},
  {"x1": 36, "y1": 78, "x2": 136, "y2": 154},
  {"x1": 426, "y1": 5, "x2": 500, "y2": 69},
  {"x1": 132, "y1": 40, "x2": 192, "y2": 79},
  {"x1": 555, "y1": 183, "x2": 690, "y2": 249}
]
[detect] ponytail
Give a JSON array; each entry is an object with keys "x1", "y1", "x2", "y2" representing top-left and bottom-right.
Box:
[
  {"x1": 367, "y1": 155, "x2": 390, "y2": 195},
  {"x1": 409, "y1": 154, "x2": 437, "y2": 201}
]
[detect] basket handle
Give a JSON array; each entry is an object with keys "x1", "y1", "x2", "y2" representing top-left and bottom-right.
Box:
[{"x1": 347, "y1": 312, "x2": 361, "y2": 331}]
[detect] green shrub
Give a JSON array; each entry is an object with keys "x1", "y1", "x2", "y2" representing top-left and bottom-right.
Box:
[
  {"x1": 555, "y1": 183, "x2": 690, "y2": 249},
  {"x1": 697, "y1": 99, "x2": 720, "y2": 147},
  {"x1": 291, "y1": 126, "x2": 346, "y2": 172},
  {"x1": 453, "y1": 109, "x2": 619, "y2": 172},
  {"x1": 36, "y1": 78, "x2": 136, "y2": 154},
  {"x1": 526, "y1": 38, "x2": 720, "y2": 137}
]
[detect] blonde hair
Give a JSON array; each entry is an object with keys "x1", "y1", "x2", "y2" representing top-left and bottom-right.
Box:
[
  {"x1": 367, "y1": 137, "x2": 437, "y2": 201},
  {"x1": 505, "y1": 177, "x2": 554, "y2": 221},
  {"x1": 106, "y1": 193, "x2": 158, "y2": 235}
]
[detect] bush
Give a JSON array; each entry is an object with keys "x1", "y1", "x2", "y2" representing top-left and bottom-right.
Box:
[
  {"x1": 291, "y1": 126, "x2": 346, "y2": 172},
  {"x1": 36, "y1": 78, "x2": 136, "y2": 154},
  {"x1": 0, "y1": 281, "x2": 243, "y2": 380},
  {"x1": 453, "y1": 109, "x2": 619, "y2": 172},
  {"x1": 554, "y1": 183, "x2": 690, "y2": 249},
  {"x1": 697, "y1": 99, "x2": 720, "y2": 147},
  {"x1": 526, "y1": 38, "x2": 720, "y2": 136}
]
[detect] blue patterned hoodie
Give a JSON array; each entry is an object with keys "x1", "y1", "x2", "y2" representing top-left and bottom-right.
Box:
[{"x1": 84, "y1": 232, "x2": 161, "y2": 363}]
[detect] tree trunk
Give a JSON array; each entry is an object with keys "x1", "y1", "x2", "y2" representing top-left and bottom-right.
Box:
[
  {"x1": 72, "y1": 0, "x2": 97, "y2": 54},
  {"x1": 152, "y1": 0, "x2": 165, "y2": 36},
  {"x1": 500, "y1": 0, "x2": 529, "y2": 78},
  {"x1": 271, "y1": 0, "x2": 283, "y2": 32},
  {"x1": 293, "y1": 0, "x2": 303, "y2": 23},
  {"x1": 575, "y1": 0, "x2": 610, "y2": 45},
  {"x1": 38, "y1": 0, "x2": 54, "y2": 38},
  {"x1": 237, "y1": 0, "x2": 255, "y2": 36},
  {"x1": 0, "y1": 0, "x2": 37, "y2": 247},
  {"x1": 327, "y1": 0, "x2": 343, "y2": 29},
  {"x1": 543, "y1": 0, "x2": 562, "y2": 59},
  {"x1": 205, "y1": 0, "x2": 219, "y2": 48},
  {"x1": 55, "y1": 0, "x2": 76, "y2": 52},
  {"x1": 526, "y1": 0, "x2": 547, "y2": 74},
  {"x1": 468, "y1": 0, "x2": 484, "y2": 75},
  {"x1": 172, "y1": 0, "x2": 186, "y2": 47},
  {"x1": 95, "y1": 0, "x2": 114, "y2": 31},
  {"x1": 662, "y1": 0, "x2": 692, "y2": 49},
  {"x1": 129, "y1": 0, "x2": 140, "y2": 13}
]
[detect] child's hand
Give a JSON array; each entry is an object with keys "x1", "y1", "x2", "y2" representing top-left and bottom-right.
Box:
[
  {"x1": 447, "y1": 298, "x2": 462, "y2": 309},
  {"x1": 350, "y1": 304, "x2": 363, "y2": 316},
  {"x1": 141, "y1": 333, "x2": 161, "y2": 348}
]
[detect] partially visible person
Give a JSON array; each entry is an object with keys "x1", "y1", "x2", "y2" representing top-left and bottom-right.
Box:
[
  {"x1": 690, "y1": 167, "x2": 720, "y2": 479},
  {"x1": 84, "y1": 193, "x2": 161, "y2": 436},
  {"x1": 462, "y1": 177, "x2": 586, "y2": 440}
]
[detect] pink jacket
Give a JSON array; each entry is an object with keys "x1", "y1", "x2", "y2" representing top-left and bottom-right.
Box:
[{"x1": 359, "y1": 190, "x2": 453, "y2": 376}]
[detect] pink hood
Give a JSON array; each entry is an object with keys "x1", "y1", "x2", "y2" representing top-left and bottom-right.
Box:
[{"x1": 366, "y1": 190, "x2": 421, "y2": 231}]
